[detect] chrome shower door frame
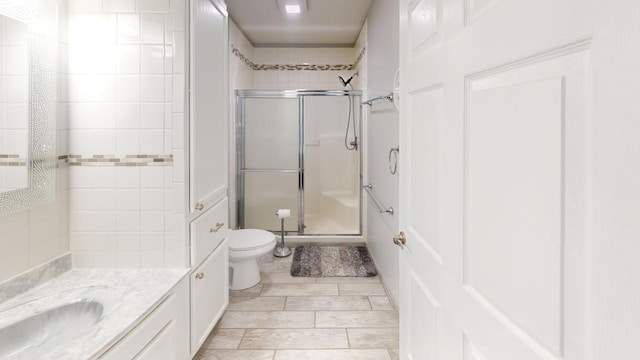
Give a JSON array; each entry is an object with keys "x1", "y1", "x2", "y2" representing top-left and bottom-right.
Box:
[{"x1": 235, "y1": 89, "x2": 363, "y2": 236}]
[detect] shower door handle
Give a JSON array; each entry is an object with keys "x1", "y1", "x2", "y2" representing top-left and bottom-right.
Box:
[{"x1": 393, "y1": 231, "x2": 406, "y2": 249}]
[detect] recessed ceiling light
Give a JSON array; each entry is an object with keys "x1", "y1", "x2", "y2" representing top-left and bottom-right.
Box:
[
  {"x1": 277, "y1": 0, "x2": 307, "y2": 15},
  {"x1": 285, "y1": 4, "x2": 301, "y2": 13}
]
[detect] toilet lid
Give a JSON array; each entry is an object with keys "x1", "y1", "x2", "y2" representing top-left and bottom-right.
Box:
[{"x1": 228, "y1": 229, "x2": 276, "y2": 251}]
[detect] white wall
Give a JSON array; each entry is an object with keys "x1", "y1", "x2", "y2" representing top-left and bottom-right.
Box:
[
  {"x1": 229, "y1": 20, "x2": 254, "y2": 91},
  {"x1": 253, "y1": 48, "x2": 355, "y2": 90},
  {"x1": 66, "y1": 0, "x2": 187, "y2": 268},
  {"x1": 228, "y1": 19, "x2": 254, "y2": 229},
  {"x1": 363, "y1": 0, "x2": 399, "y2": 303},
  {"x1": 0, "y1": 0, "x2": 70, "y2": 282}
]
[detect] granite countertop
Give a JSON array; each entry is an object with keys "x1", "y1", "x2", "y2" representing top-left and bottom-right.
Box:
[{"x1": 0, "y1": 268, "x2": 189, "y2": 360}]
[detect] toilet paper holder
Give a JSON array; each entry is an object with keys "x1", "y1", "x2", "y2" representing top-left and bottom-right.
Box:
[{"x1": 273, "y1": 209, "x2": 292, "y2": 257}]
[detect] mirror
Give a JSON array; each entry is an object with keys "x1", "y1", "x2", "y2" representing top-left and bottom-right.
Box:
[
  {"x1": 0, "y1": 3, "x2": 57, "y2": 216},
  {"x1": 0, "y1": 16, "x2": 29, "y2": 192}
]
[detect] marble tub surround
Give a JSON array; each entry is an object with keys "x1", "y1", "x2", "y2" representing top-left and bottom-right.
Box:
[
  {"x1": 195, "y1": 253, "x2": 399, "y2": 360},
  {"x1": 0, "y1": 268, "x2": 188, "y2": 360},
  {"x1": 0, "y1": 253, "x2": 71, "y2": 303}
]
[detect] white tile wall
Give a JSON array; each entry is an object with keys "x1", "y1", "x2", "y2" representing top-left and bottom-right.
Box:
[
  {"x1": 252, "y1": 47, "x2": 357, "y2": 90},
  {"x1": 67, "y1": 0, "x2": 187, "y2": 269},
  {"x1": 227, "y1": 20, "x2": 254, "y2": 229},
  {"x1": 361, "y1": 1, "x2": 401, "y2": 303}
]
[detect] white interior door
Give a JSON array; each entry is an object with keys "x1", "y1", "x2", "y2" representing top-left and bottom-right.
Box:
[{"x1": 396, "y1": 0, "x2": 640, "y2": 358}]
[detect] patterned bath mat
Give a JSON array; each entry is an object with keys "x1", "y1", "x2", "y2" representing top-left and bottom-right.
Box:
[{"x1": 290, "y1": 245, "x2": 377, "y2": 277}]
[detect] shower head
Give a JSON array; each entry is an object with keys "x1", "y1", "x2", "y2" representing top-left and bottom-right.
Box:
[{"x1": 338, "y1": 71, "x2": 359, "y2": 87}]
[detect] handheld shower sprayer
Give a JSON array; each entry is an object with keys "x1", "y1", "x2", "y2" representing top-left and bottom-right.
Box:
[{"x1": 339, "y1": 70, "x2": 360, "y2": 151}]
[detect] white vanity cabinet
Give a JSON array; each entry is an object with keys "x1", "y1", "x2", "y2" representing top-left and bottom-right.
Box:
[
  {"x1": 189, "y1": 0, "x2": 229, "y2": 214},
  {"x1": 98, "y1": 278, "x2": 190, "y2": 360},
  {"x1": 190, "y1": 237, "x2": 229, "y2": 353},
  {"x1": 189, "y1": 197, "x2": 230, "y2": 355}
]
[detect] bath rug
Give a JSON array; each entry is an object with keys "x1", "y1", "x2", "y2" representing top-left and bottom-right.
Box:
[{"x1": 290, "y1": 245, "x2": 377, "y2": 277}]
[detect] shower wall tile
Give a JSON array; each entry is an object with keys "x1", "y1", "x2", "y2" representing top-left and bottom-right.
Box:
[
  {"x1": 68, "y1": 0, "x2": 187, "y2": 269},
  {"x1": 141, "y1": 45, "x2": 164, "y2": 74},
  {"x1": 117, "y1": 14, "x2": 141, "y2": 44},
  {"x1": 140, "y1": 75, "x2": 165, "y2": 101},
  {"x1": 141, "y1": 14, "x2": 165, "y2": 43},
  {"x1": 69, "y1": 14, "x2": 117, "y2": 45},
  {"x1": 117, "y1": 45, "x2": 141, "y2": 74},
  {"x1": 173, "y1": 32, "x2": 185, "y2": 72}
]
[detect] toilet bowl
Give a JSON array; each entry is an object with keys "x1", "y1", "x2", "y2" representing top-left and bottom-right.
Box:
[{"x1": 228, "y1": 229, "x2": 277, "y2": 290}]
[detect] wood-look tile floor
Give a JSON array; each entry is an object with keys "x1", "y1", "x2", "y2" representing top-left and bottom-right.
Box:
[{"x1": 195, "y1": 252, "x2": 399, "y2": 360}]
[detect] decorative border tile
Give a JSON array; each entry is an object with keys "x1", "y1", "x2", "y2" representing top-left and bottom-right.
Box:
[
  {"x1": 0, "y1": 155, "x2": 26, "y2": 166},
  {"x1": 68, "y1": 154, "x2": 173, "y2": 166},
  {"x1": 1, "y1": 151, "x2": 172, "y2": 168},
  {"x1": 232, "y1": 45, "x2": 366, "y2": 72}
]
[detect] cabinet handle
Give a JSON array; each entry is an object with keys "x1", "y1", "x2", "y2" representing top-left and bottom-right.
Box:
[
  {"x1": 195, "y1": 272, "x2": 205, "y2": 279},
  {"x1": 195, "y1": 203, "x2": 204, "y2": 211},
  {"x1": 210, "y1": 222, "x2": 225, "y2": 233}
]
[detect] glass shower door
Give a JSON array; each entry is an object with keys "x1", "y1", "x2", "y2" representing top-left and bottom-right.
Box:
[
  {"x1": 303, "y1": 95, "x2": 360, "y2": 235},
  {"x1": 238, "y1": 97, "x2": 302, "y2": 232}
]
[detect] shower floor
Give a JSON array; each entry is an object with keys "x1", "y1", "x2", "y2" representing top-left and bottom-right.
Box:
[{"x1": 303, "y1": 214, "x2": 359, "y2": 235}]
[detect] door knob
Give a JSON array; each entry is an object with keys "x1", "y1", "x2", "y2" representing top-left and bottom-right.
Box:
[
  {"x1": 393, "y1": 231, "x2": 406, "y2": 248},
  {"x1": 195, "y1": 272, "x2": 205, "y2": 279}
]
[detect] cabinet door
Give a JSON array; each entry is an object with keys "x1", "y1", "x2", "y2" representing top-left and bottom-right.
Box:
[
  {"x1": 189, "y1": 0, "x2": 228, "y2": 214},
  {"x1": 133, "y1": 321, "x2": 177, "y2": 360},
  {"x1": 99, "y1": 278, "x2": 189, "y2": 360},
  {"x1": 190, "y1": 238, "x2": 229, "y2": 355}
]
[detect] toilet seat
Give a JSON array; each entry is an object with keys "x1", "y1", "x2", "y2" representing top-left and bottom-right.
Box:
[{"x1": 228, "y1": 229, "x2": 275, "y2": 251}]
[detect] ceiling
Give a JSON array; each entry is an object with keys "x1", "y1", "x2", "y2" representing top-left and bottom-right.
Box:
[{"x1": 225, "y1": 0, "x2": 373, "y2": 47}]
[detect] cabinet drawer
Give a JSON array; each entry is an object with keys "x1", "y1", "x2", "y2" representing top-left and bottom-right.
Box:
[
  {"x1": 191, "y1": 197, "x2": 228, "y2": 267},
  {"x1": 191, "y1": 238, "x2": 229, "y2": 355}
]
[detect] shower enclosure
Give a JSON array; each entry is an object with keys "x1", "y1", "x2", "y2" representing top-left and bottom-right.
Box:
[{"x1": 236, "y1": 90, "x2": 363, "y2": 236}]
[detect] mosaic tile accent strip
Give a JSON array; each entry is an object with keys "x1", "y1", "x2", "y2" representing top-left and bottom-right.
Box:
[
  {"x1": 0, "y1": 155, "x2": 27, "y2": 166},
  {"x1": 68, "y1": 154, "x2": 173, "y2": 166},
  {"x1": 232, "y1": 45, "x2": 366, "y2": 72},
  {"x1": 57, "y1": 155, "x2": 69, "y2": 168},
  {"x1": 232, "y1": 45, "x2": 256, "y2": 69},
  {"x1": 352, "y1": 47, "x2": 366, "y2": 69}
]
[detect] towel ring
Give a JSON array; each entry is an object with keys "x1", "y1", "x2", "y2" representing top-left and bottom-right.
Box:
[{"x1": 388, "y1": 147, "x2": 399, "y2": 175}]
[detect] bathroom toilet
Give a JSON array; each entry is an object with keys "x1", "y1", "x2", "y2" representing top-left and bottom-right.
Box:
[{"x1": 228, "y1": 229, "x2": 277, "y2": 290}]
